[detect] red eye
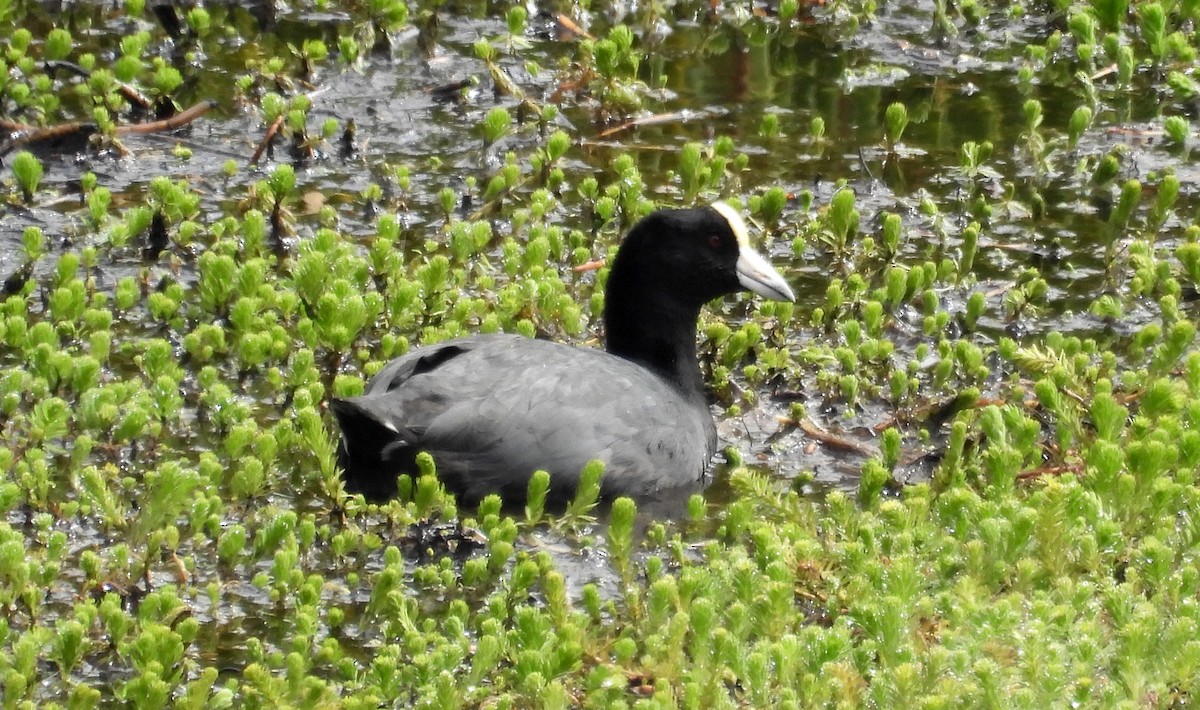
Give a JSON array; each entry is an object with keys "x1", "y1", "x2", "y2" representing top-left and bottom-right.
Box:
[{"x1": 708, "y1": 235, "x2": 721, "y2": 249}]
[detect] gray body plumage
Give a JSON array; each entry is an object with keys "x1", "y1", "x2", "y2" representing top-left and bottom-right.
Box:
[{"x1": 334, "y1": 333, "x2": 716, "y2": 505}]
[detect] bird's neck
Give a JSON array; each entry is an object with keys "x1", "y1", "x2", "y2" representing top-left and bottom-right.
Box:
[{"x1": 603, "y1": 291, "x2": 706, "y2": 400}]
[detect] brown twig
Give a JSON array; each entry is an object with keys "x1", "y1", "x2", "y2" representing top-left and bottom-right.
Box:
[
  {"x1": 984, "y1": 282, "x2": 1015, "y2": 298},
  {"x1": 0, "y1": 121, "x2": 98, "y2": 156},
  {"x1": 572, "y1": 259, "x2": 605, "y2": 273},
  {"x1": 251, "y1": 114, "x2": 285, "y2": 165},
  {"x1": 115, "y1": 100, "x2": 217, "y2": 134},
  {"x1": 486, "y1": 60, "x2": 525, "y2": 99},
  {"x1": 424, "y1": 78, "x2": 473, "y2": 102},
  {"x1": 0, "y1": 117, "x2": 36, "y2": 132},
  {"x1": 6, "y1": 121, "x2": 92, "y2": 142},
  {"x1": 1016, "y1": 463, "x2": 1084, "y2": 482},
  {"x1": 549, "y1": 67, "x2": 594, "y2": 103},
  {"x1": 555, "y1": 14, "x2": 594, "y2": 40},
  {"x1": 594, "y1": 110, "x2": 705, "y2": 139},
  {"x1": 870, "y1": 392, "x2": 992, "y2": 434},
  {"x1": 790, "y1": 416, "x2": 879, "y2": 457},
  {"x1": 1, "y1": 100, "x2": 216, "y2": 156},
  {"x1": 576, "y1": 140, "x2": 680, "y2": 152}
]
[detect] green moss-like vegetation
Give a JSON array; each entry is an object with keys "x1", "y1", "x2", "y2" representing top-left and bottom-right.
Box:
[{"x1": 1, "y1": 0, "x2": 1200, "y2": 706}]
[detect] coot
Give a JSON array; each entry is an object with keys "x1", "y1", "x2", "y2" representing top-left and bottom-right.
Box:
[{"x1": 330, "y1": 203, "x2": 795, "y2": 505}]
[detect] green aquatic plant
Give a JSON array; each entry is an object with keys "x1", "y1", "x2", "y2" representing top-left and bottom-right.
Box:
[
  {"x1": 884, "y1": 102, "x2": 908, "y2": 152},
  {"x1": 1163, "y1": 115, "x2": 1190, "y2": 147},
  {"x1": 293, "y1": 38, "x2": 329, "y2": 81},
  {"x1": 822, "y1": 187, "x2": 860, "y2": 261},
  {"x1": 1167, "y1": 70, "x2": 1199, "y2": 101},
  {"x1": 1104, "y1": 177, "x2": 1142, "y2": 274},
  {"x1": 44, "y1": 27, "x2": 71, "y2": 61},
  {"x1": 480, "y1": 106, "x2": 511, "y2": 148},
  {"x1": 531, "y1": 129, "x2": 570, "y2": 187},
  {"x1": 1066, "y1": 105, "x2": 1093, "y2": 150},
  {"x1": 1091, "y1": 0, "x2": 1129, "y2": 33},
  {"x1": 751, "y1": 185, "x2": 788, "y2": 231},
  {"x1": 9, "y1": 151, "x2": 42, "y2": 203},
  {"x1": 569, "y1": 23, "x2": 646, "y2": 120},
  {"x1": 115, "y1": 31, "x2": 151, "y2": 84},
  {"x1": 337, "y1": 32, "x2": 363, "y2": 66},
  {"x1": 1021, "y1": 98, "x2": 1046, "y2": 168},
  {"x1": 503, "y1": 5, "x2": 529, "y2": 51},
  {"x1": 558, "y1": 460, "x2": 603, "y2": 530},
  {"x1": 759, "y1": 112, "x2": 781, "y2": 139},
  {"x1": 186, "y1": 6, "x2": 212, "y2": 36}
]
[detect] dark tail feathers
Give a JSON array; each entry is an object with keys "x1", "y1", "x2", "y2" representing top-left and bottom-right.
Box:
[{"x1": 329, "y1": 398, "x2": 413, "y2": 501}]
